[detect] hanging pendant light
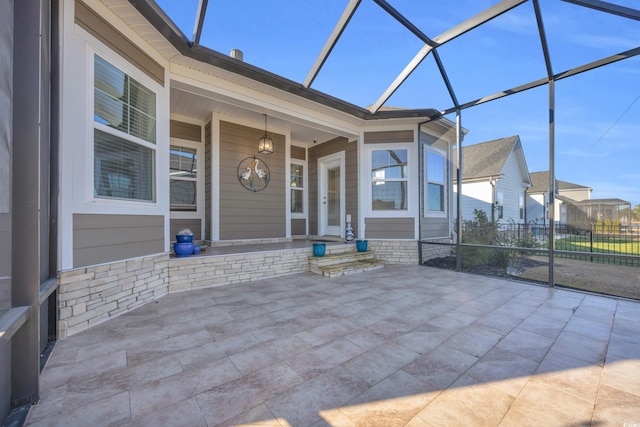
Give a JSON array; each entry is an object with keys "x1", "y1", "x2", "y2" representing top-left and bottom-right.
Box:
[{"x1": 258, "y1": 114, "x2": 274, "y2": 154}]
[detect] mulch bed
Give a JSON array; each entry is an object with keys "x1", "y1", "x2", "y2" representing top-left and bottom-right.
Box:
[{"x1": 423, "y1": 255, "x2": 640, "y2": 300}]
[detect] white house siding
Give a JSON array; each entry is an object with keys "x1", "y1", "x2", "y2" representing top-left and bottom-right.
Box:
[
  {"x1": 454, "y1": 181, "x2": 492, "y2": 222},
  {"x1": 495, "y1": 152, "x2": 527, "y2": 224},
  {"x1": 526, "y1": 193, "x2": 546, "y2": 224}
]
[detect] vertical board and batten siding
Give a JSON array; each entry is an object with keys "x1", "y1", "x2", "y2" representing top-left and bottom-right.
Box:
[
  {"x1": 421, "y1": 132, "x2": 451, "y2": 239},
  {"x1": 363, "y1": 130, "x2": 415, "y2": 239},
  {"x1": 308, "y1": 137, "x2": 358, "y2": 237},
  {"x1": 73, "y1": 214, "x2": 164, "y2": 268},
  {"x1": 219, "y1": 121, "x2": 285, "y2": 239},
  {"x1": 204, "y1": 121, "x2": 212, "y2": 240},
  {"x1": 170, "y1": 219, "x2": 202, "y2": 240},
  {"x1": 170, "y1": 120, "x2": 201, "y2": 142},
  {"x1": 74, "y1": 0, "x2": 164, "y2": 86},
  {"x1": 365, "y1": 218, "x2": 415, "y2": 239}
]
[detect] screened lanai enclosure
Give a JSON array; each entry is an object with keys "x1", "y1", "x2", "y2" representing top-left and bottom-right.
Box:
[
  {"x1": 145, "y1": 0, "x2": 640, "y2": 295},
  {"x1": 2, "y1": 0, "x2": 639, "y2": 423}
]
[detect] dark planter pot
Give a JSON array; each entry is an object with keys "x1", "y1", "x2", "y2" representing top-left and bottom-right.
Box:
[
  {"x1": 356, "y1": 240, "x2": 368, "y2": 252},
  {"x1": 313, "y1": 243, "x2": 326, "y2": 257}
]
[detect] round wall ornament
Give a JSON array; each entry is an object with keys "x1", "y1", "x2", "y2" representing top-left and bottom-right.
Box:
[{"x1": 237, "y1": 156, "x2": 270, "y2": 192}]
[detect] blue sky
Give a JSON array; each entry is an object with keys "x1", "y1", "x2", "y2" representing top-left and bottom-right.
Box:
[{"x1": 156, "y1": 0, "x2": 640, "y2": 207}]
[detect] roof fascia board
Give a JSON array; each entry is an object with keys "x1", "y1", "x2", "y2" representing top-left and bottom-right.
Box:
[{"x1": 511, "y1": 137, "x2": 533, "y2": 185}]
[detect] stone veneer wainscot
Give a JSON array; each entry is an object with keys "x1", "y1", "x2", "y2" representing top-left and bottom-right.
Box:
[{"x1": 57, "y1": 240, "x2": 421, "y2": 338}]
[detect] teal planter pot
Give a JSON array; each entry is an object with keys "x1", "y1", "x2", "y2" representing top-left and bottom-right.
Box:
[
  {"x1": 356, "y1": 240, "x2": 368, "y2": 252},
  {"x1": 313, "y1": 243, "x2": 326, "y2": 257}
]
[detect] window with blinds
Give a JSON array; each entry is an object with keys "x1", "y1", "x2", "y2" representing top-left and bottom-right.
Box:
[
  {"x1": 93, "y1": 55, "x2": 156, "y2": 201},
  {"x1": 371, "y1": 149, "x2": 408, "y2": 211}
]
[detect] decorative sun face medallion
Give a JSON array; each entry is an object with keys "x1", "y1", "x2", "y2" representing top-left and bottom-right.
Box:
[{"x1": 237, "y1": 156, "x2": 270, "y2": 192}]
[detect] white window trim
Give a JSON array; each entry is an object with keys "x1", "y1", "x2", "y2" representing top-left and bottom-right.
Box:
[
  {"x1": 86, "y1": 47, "x2": 164, "y2": 208},
  {"x1": 362, "y1": 142, "x2": 417, "y2": 218},
  {"x1": 424, "y1": 145, "x2": 447, "y2": 218},
  {"x1": 290, "y1": 158, "x2": 307, "y2": 219},
  {"x1": 169, "y1": 138, "x2": 204, "y2": 222}
]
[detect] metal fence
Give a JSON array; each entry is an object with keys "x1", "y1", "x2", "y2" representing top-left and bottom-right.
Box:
[{"x1": 494, "y1": 223, "x2": 640, "y2": 267}]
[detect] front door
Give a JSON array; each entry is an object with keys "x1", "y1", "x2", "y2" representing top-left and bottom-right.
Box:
[{"x1": 318, "y1": 152, "x2": 345, "y2": 237}]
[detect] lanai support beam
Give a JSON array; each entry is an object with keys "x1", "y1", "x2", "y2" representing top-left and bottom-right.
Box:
[
  {"x1": 369, "y1": 0, "x2": 527, "y2": 113},
  {"x1": 303, "y1": 0, "x2": 362, "y2": 88},
  {"x1": 191, "y1": 0, "x2": 209, "y2": 45},
  {"x1": 562, "y1": 0, "x2": 640, "y2": 21}
]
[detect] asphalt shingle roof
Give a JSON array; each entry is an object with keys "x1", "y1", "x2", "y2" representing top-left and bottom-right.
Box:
[
  {"x1": 528, "y1": 171, "x2": 591, "y2": 193},
  {"x1": 457, "y1": 136, "x2": 519, "y2": 180}
]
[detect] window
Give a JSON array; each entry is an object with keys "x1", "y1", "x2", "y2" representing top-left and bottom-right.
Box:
[
  {"x1": 519, "y1": 195, "x2": 525, "y2": 220},
  {"x1": 371, "y1": 149, "x2": 408, "y2": 211},
  {"x1": 170, "y1": 145, "x2": 197, "y2": 210},
  {"x1": 290, "y1": 162, "x2": 304, "y2": 214},
  {"x1": 426, "y1": 150, "x2": 446, "y2": 214},
  {"x1": 93, "y1": 55, "x2": 156, "y2": 201}
]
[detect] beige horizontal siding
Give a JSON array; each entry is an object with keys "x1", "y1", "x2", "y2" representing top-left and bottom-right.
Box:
[
  {"x1": 219, "y1": 121, "x2": 286, "y2": 240},
  {"x1": 170, "y1": 120, "x2": 201, "y2": 142},
  {"x1": 73, "y1": 214, "x2": 164, "y2": 268},
  {"x1": 308, "y1": 137, "x2": 358, "y2": 237},
  {"x1": 291, "y1": 218, "x2": 306, "y2": 236},
  {"x1": 365, "y1": 217, "x2": 414, "y2": 239},
  {"x1": 364, "y1": 130, "x2": 413, "y2": 144},
  {"x1": 170, "y1": 219, "x2": 202, "y2": 240},
  {"x1": 74, "y1": 0, "x2": 164, "y2": 86},
  {"x1": 291, "y1": 145, "x2": 306, "y2": 161}
]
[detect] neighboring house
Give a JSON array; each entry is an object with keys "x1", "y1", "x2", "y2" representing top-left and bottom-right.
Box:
[
  {"x1": 526, "y1": 171, "x2": 593, "y2": 227},
  {"x1": 454, "y1": 136, "x2": 531, "y2": 224}
]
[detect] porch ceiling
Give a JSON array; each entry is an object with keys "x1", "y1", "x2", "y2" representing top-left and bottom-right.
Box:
[{"x1": 170, "y1": 86, "x2": 355, "y2": 145}]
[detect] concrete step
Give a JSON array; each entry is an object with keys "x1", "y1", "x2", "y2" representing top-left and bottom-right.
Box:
[
  {"x1": 309, "y1": 248, "x2": 384, "y2": 277},
  {"x1": 311, "y1": 258, "x2": 385, "y2": 278},
  {"x1": 309, "y1": 249, "x2": 375, "y2": 267}
]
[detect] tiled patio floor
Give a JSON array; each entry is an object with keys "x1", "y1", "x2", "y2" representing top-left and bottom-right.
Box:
[{"x1": 27, "y1": 265, "x2": 640, "y2": 426}]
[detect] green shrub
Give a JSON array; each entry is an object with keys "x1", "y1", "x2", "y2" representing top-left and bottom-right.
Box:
[
  {"x1": 460, "y1": 211, "x2": 540, "y2": 270},
  {"x1": 461, "y1": 209, "x2": 497, "y2": 268}
]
